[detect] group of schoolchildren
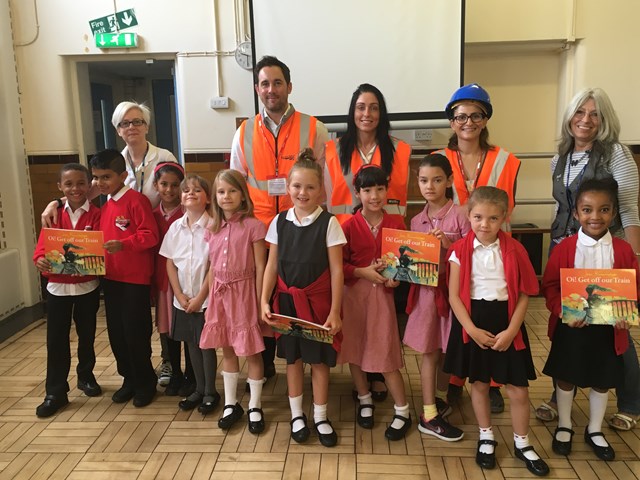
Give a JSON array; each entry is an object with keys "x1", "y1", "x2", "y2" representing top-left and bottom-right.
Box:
[{"x1": 33, "y1": 146, "x2": 636, "y2": 476}]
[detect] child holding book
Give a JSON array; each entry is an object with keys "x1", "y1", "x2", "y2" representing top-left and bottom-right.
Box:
[
  {"x1": 151, "y1": 162, "x2": 195, "y2": 397},
  {"x1": 446, "y1": 186, "x2": 548, "y2": 476},
  {"x1": 340, "y1": 164, "x2": 411, "y2": 440},
  {"x1": 33, "y1": 163, "x2": 102, "y2": 417},
  {"x1": 404, "y1": 153, "x2": 470, "y2": 441},
  {"x1": 199, "y1": 169, "x2": 267, "y2": 433},
  {"x1": 160, "y1": 174, "x2": 220, "y2": 414},
  {"x1": 261, "y1": 149, "x2": 346, "y2": 447},
  {"x1": 542, "y1": 178, "x2": 638, "y2": 461},
  {"x1": 91, "y1": 149, "x2": 159, "y2": 407}
]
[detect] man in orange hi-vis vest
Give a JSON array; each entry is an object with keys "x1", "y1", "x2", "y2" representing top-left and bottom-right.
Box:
[{"x1": 230, "y1": 55, "x2": 329, "y2": 383}]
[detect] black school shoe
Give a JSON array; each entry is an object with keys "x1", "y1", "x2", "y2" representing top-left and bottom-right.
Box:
[
  {"x1": 584, "y1": 427, "x2": 615, "y2": 461},
  {"x1": 36, "y1": 394, "x2": 69, "y2": 418},
  {"x1": 133, "y1": 389, "x2": 156, "y2": 408},
  {"x1": 384, "y1": 414, "x2": 412, "y2": 441},
  {"x1": 290, "y1": 414, "x2": 310, "y2": 443},
  {"x1": 112, "y1": 385, "x2": 135, "y2": 403},
  {"x1": 552, "y1": 427, "x2": 574, "y2": 456},
  {"x1": 247, "y1": 407, "x2": 265, "y2": 434},
  {"x1": 514, "y1": 444, "x2": 550, "y2": 476},
  {"x1": 197, "y1": 392, "x2": 221, "y2": 415},
  {"x1": 357, "y1": 404, "x2": 375, "y2": 429},
  {"x1": 218, "y1": 403, "x2": 244, "y2": 430},
  {"x1": 77, "y1": 379, "x2": 102, "y2": 397},
  {"x1": 475, "y1": 439, "x2": 497, "y2": 469},
  {"x1": 315, "y1": 419, "x2": 338, "y2": 447}
]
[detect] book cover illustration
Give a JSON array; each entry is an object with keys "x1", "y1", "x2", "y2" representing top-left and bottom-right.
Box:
[
  {"x1": 560, "y1": 268, "x2": 638, "y2": 326},
  {"x1": 268, "y1": 313, "x2": 334, "y2": 344},
  {"x1": 380, "y1": 228, "x2": 441, "y2": 286},
  {"x1": 42, "y1": 228, "x2": 106, "y2": 276}
]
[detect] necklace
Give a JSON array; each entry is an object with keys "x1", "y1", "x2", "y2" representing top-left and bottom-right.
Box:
[
  {"x1": 456, "y1": 150, "x2": 486, "y2": 193},
  {"x1": 569, "y1": 149, "x2": 591, "y2": 167}
]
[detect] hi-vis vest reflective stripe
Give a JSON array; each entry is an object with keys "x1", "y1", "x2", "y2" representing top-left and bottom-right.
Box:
[
  {"x1": 325, "y1": 138, "x2": 411, "y2": 224},
  {"x1": 239, "y1": 111, "x2": 317, "y2": 226},
  {"x1": 437, "y1": 147, "x2": 520, "y2": 215}
]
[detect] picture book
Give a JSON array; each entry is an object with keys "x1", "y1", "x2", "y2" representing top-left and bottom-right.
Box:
[
  {"x1": 560, "y1": 268, "x2": 638, "y2": 326},
  {"x1": 380, "y1": 228, "x2": 441, "y2": 286},
  {"x1": 42, "y1": 228, "x2": 106, "y2": 276},
  {"x1": 269, "y1": 313, "x2": 333, "y2": 344}
]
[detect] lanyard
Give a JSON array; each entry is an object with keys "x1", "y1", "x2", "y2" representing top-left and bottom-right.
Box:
[
  {"x1": 259, "y1": 118, "x2": 291, "y2": 176},
  {"x1": 565, "y1": 151, "x2": 589, "y2": 212},
  {"x1": 456, "y1": 150, "x2": 486, "y2": 194},
  {"x1": 126, "y1": 143, "x2": 150, "y2": 192}
]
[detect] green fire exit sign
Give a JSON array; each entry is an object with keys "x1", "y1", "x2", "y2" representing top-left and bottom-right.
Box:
[{"x1": 95, "y1": 32, "x2": 138, "y2": 49}]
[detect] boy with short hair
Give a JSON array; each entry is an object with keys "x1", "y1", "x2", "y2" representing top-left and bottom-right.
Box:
[
  {"x1": 90, "y1": 149, "x2": 159, "y2": 407},
  {"x1": 33, "y1": 163, "x2": 102, "y2": 418}
]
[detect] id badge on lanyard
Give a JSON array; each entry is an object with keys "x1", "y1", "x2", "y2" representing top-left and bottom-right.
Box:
[{"x1": 267, "y1": 175, "x2": 287, "y2": 196}]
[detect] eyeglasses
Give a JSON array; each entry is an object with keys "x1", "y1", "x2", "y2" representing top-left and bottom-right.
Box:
[
  {"x1": 117, "y1": 118, "x2": 146, "y2": 128},
  {"x1": 452, "y1": 112, "x2": 486, "y2": 124}
]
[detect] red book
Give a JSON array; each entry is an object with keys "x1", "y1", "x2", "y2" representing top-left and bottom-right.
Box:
[
  {"x1": 42, "y1": 228, "x2": 105, "y2": 275},
  {"x1": 380, "y1": 227, "x2": 440, "y2": 286},
  {"x1": 560, "y1": 268, "x2": 638, "y2": 325},
  {"x1": 269, "y1": 313, "x2": 333, "y2": 344}
]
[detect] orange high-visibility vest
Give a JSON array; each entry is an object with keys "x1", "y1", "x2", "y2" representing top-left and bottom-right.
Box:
[
  {"x1": 325, "y1": 138, "x2": 411, "y2": 225},
  {"x1": 437, "y1": 147, "x2": 520, "y2": 229},
  {"x1": 239, "y1": 110, "x2": 317, "y2": 227}
]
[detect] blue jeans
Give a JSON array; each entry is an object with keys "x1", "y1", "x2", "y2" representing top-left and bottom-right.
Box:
[{"x1": 550, "y1": 332, "x2": 640, "y2": 415}]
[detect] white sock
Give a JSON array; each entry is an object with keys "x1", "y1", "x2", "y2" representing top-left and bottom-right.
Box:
[
  {"x1": 358, "y1": 392, "x2": 373, "y2": 418},
  {"x1": 390, "y1": 404, "x2": 410, "y2": 430},
  {"x1": 588, "y1": 389, "x2": 609, "y2": 447},
  {"x1": 289, "y1": 394, "x2": 305, "y2": 432},
  {"x1": 514, "y1": 433, "x2": 539, "y2": 460},
  {"x1": 247, "y1": 377, "x2": 263, "y2": 422},
  {"x1": 313, "y1": 403, "x2": 333, "y2": 435},
  {"x1": 479, "y1": 426, "x2": 495, "y2": 454},
  {"x1": 556, "y1": 387, "x2": 574, "y2": 442},
  {"x1": 221, "y1": 371, "x2": 239, "y2": 417}
]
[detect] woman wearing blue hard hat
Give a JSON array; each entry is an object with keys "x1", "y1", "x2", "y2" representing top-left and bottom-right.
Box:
[
  {"x1": 436, "y1": 84, "x2": 521, "y2": 412},
  {"x1": 436, "y1": 83, "x2": 520, "y2": 230}
]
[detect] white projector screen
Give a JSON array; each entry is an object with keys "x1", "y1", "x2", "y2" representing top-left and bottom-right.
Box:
[{"x1": 249, "y1": 0, "x2": 464, "y2": 127}]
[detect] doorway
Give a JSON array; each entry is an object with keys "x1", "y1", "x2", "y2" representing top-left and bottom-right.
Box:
[{"x1": 79, "y1": 59, "x2": 178, "y2": 158}]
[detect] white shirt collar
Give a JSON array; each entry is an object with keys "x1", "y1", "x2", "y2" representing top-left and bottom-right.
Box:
[
  {"x1": 285, "y1": 206, "x2": 323, "y2": 226},
  {"x1": 473, "y1": 237, "x2": 501, "y2": 250},
  {"x1": 108, "y1": 185, "x2": 130, "y2": 201},
  {"x1": 64, "y1": 199, "x2": 90, "y2": 214},
  {"x1": 261, "y1": 104, "x2": 294, "y2": 132},
  {"x1": 578, "y1": 228, "x2": 612, "y2": 247},
  {"x1": 178, "y1": 210, "x2": 211, "y2": 230}
]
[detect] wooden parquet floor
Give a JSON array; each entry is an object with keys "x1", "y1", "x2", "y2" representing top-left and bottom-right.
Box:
[{"x1": 0, "y1": 297, "x2": 639, "y2": 479}]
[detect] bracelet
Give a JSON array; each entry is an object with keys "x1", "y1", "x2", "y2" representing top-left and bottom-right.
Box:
[{"x1": 55, "y1": 198, "x2": 63, "y2": 208}]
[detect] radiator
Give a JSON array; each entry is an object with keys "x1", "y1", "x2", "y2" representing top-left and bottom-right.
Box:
[{"x1": 0, "y1": 249, "x2": 24, "y2": 320}]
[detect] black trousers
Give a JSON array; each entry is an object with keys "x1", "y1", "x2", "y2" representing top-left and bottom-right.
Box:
[
  {"x1": 45, "y1": 287, "x2": 100, "y2": 396},
  {"x1": 102, "y1": 280, "x2": 157, "y2": 394}
]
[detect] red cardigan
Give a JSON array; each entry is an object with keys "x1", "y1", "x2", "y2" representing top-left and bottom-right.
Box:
[
  {"x1": 274, "y1": 269, "x2": 343, "y2": 352},
  {"x1": 542, "y1": 234, "x2": 638, "y2": 355},
  {"x1": 342, "y1": 210, "x2": 405, "y2": 286},
  {"x1": 448, "y1": 230, "x2": 539, "y2": 350},
  {"x1": 100, "y1": 189, "x2": 159, "y2": 285},
  {"x1": 33, "y1": 204, "x2": 101, "y2": 284}
]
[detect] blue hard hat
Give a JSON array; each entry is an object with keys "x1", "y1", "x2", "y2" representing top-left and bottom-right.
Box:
[{"x1": 445, "y1": 83, "x2": 493, "y2": 119}]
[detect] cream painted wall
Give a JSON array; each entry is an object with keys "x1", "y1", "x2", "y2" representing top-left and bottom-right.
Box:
[
  {"x1": 573, "y1": 0, "x2": 640, "y2": 143},
  {"x1": 0, "y1": 1, "x2": 41, "y2": 313},
  {"x1": 466, "y1": 0, "x2": 573, "y2": 43}
]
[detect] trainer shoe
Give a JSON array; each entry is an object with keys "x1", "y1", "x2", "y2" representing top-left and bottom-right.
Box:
[
  {"x1": 435, "y1": 397, "x2": 453, "y2": 418},
  {"x1": 418, "y1": 414, "x2": 464, "y2": 442},
  {"x1": 157, "y1": 361, "x2": 172, "y2": 387}
]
